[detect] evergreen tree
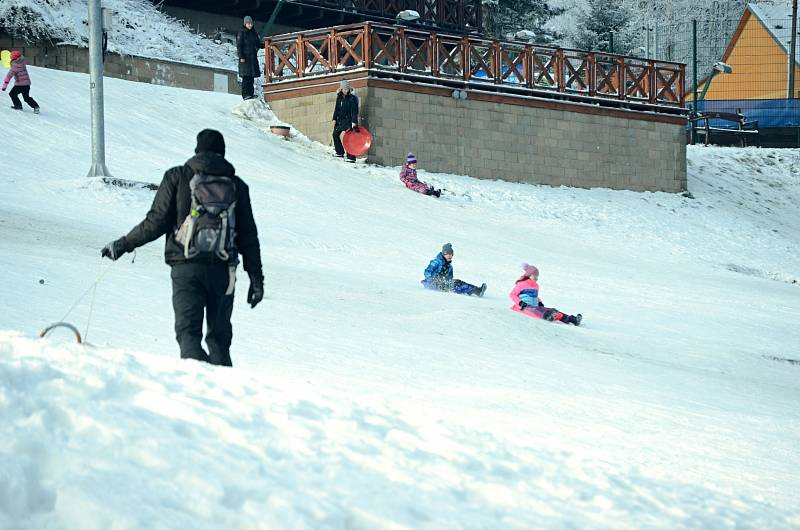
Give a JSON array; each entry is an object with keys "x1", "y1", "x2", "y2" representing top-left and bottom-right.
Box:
[
  {"x1": 572, "y1": 0, "x2": 634, "y2": 53},
  {"x1": 482, "y1": 0, "x2": 564, "y2": 43}
]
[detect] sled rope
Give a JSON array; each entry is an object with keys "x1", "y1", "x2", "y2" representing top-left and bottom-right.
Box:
[
  {"x1": 41, "y1": 257, "x2": 115, "y2": 344},
  {"x1": 83, "y1": 255, "x2": 108, "y2": 343}
]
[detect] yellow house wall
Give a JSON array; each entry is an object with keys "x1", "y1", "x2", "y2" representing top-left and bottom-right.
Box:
[{"x1": 702, "y1": 13, "x2": 800, "y2": 100}]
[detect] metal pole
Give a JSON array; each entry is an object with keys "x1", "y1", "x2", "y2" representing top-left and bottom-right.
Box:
[
  {"x1": 789, "y1": 0, "x2": 798, "y2": 98},
  {"x1": 609, "y1": 32, "x2": 614, "y2": 53},
  {"x1": 262, "y1": 0, "x2": 287, "y2": 37},
  {"x1": 692, "y1": 19, "x2": 698, "y2": 110},
  {"x1": 86, "y1": 0, "x2": 112, "y2": 178}
]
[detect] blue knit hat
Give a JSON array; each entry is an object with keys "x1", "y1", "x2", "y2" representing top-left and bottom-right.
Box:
[{"x1": 407, "y1": 152, "x2": 417, "y2": 164}]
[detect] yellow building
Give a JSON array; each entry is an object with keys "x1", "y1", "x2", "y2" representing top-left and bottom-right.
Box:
[{"x1": 694, "y1": 3, "x2": 799, "y2": 101}]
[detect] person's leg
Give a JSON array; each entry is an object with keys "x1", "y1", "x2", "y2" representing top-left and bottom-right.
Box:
[
  {"x1": 453, "y1": 279, "x2": 481, "y2": 295},
  {"x1": 9, "y1": 86, "x2": 22, "y2": 109},
  {"x1": 332, "y1": 128, "x2": 345, "y2": 156},
  {"x1": 205, "y1": 264, "x2": 235, "y2": 367},
  {"x1": 171, "y1": 263, "x2": 210, "y2": 363},
  {"x1": 20, "y1": 86, "x2": 38, "y2": 109},
  {"x1": 241, "y1": 76, "x2": 254, "y2": 99}
]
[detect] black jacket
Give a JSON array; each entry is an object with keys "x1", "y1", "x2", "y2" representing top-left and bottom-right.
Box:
[
  {"x1": 122, "y1": 152, "x2": 263, "y2": 276},
  {"x1": 332, "y1": 91, "x2": 359, "y2": 131},
  {"x1": 237, "y1": 27, "x2": 262, "y2": 77}
]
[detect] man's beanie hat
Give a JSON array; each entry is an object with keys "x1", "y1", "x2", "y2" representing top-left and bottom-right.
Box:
[
  {"x1": 244, "y1": 15, "x2": 254, "y2": 25},
  {"x1": 340, "y1": 79, "x2": 351, "y2": 90},
  {"x1": 442, "y1": 243, "x2": 454, "y2": 255},
  {"x1": 407, "y1": 152, "x2": 417, "y2": 164},
  {"x1": 195, "y1": 129, "x2": 226, "y2": 156}
]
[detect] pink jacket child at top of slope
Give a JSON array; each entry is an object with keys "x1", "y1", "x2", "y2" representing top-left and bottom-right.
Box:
[
  {"x1": 399, "y1": 153, "x2": 441, "y2": 197},
  {"x1": 2, "y1": 50, "x2": 40, "y2": 113},
  {"x1": 509, "y1": 263, "x2": 582, "y2": 325}
]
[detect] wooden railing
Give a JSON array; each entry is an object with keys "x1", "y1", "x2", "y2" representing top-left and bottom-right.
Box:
[{"x1": 265, "y1": 23, "x2": 686, "y2": 111}]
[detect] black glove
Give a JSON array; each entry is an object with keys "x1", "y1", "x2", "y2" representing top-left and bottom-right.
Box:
[
  {"x1": 352, "y1": 124, "x2": 359, "y2": 132},
  {"x1": 519, "y1": 301, "x2": 529, "y2": 310},
  {"x1": 538, "y1": 301, "x2": 544, "y2": 307},
  {"x1": 247, "y1": 272, "x2": 264, "y2": 308},
  {"x1": 101, "y1": 238, "x2": 128, "y2": 261}
]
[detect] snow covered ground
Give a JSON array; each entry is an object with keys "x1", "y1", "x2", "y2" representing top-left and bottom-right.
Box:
[
  {"x1": 0, "y1": 0, "x2": 237, "y2": 69},
  {"x1": 1, "y1": 66, "x2": 799, "y2": 529}
]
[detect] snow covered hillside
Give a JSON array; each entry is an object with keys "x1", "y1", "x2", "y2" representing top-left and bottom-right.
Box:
[
  {"x1": 1, "y1": 66, "x2": 799, "y2": 529},
  {"x1": 1, "y1": 0, "x2": 236, "y2": 69}
]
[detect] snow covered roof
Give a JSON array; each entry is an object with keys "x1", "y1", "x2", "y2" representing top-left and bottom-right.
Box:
[{"x1": 747, "y1": 2, "x2": 800, "y2": 66}]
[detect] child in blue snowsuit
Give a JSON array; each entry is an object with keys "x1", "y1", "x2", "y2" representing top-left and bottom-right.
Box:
[{"x1": 421, "y1": 243, "x2": 486, "y2": 296}]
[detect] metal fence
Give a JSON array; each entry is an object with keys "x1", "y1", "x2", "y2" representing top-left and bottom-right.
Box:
[{"x1": 627, "y1": 16, "x2": 798, "y2": 146}]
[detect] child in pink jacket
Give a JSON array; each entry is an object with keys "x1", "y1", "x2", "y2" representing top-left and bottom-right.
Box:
[
  {"x1": 509, "y1": 263, "x2": 582, "y2": 325},
  {"x1": 399, "y1": 153, "x2": 441, "y2": 197},
  {"x1": 2, "y1": 51, "x2": 39, "y2": 113}
]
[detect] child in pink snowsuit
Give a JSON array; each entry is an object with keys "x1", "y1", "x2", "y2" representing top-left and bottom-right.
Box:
[
  {"x1": 2, "y1": 51, "x2": 39, "y2": 113},
  {"x1": 509, "y1": 263, "x2": 582, "y2": 325},
  {"x1": 399, "y1": 153, "x2": 441, "y2": 197}
]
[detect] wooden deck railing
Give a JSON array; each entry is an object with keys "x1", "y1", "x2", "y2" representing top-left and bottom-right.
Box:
[{"x1": 265, "y1": 23, "x2": 686, "y2": 112}]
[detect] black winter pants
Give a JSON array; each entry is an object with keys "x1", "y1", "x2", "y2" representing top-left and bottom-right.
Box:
[
  {"x1": 241, "y1": 76, "x2": 255, "y2": 99},
  {"x1": 9, "y1": 85, "x2": 38, "y2": 110},
  {"x1": 333, "y1": 126, "x2": 356, "y2": 161},
  {"x1": 171, "y1": 262, "x2": 236, "y2": 366}
]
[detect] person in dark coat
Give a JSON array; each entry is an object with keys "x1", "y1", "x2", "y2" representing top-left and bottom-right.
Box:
[
  {"x1": 332, "y1": 80, "x2": 359, "y2": 162},
  {"x1": 237, "y1": 15, "x2": 262, "y2": 100},
  {"x1": 101, "y1": 129, "x2": 264, "y2": 367}
]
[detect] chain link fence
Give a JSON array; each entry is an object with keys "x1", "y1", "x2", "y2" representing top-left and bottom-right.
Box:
[{"x1": 613, "y1": 11, "x2": 798, "y2": 147}]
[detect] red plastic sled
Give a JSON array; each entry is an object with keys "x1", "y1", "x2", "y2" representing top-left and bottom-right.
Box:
[{"x1": 342, "y1": 127, "x2": 373, "y2": 157}]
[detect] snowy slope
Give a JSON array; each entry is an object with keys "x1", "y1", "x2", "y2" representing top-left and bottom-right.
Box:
[
  {"x1": 1, "y1": 66, "x2": 799, "y2": 530},
  {"x1": 0, "y1": 0, "x2": 236, "y2": 69}
]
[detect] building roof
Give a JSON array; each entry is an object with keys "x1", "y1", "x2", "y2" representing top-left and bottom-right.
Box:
[{"x1": 747, "y1": 2, "x2": 799, "y2": 66}]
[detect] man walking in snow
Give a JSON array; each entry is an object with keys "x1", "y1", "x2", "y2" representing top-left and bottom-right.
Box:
[
  {"x1": 237, "y1": 15, "x2": 262, "y2": 100},
  {"x1": 101, "y1": 129, "x2": 264, "y2": 367}
]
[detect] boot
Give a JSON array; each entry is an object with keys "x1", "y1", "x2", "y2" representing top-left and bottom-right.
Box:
[
  {"x1": 431, "y1": 188, "x2": 441, "y2": 198},
  {"x1": 476, "y1": 283, "x2": 487, "y2": 297},
  {"x1": 11, "y1": 105, "x2": 22, "y2": 110},
  {"x1": 571, "y1": 314, "x2": 582, "y2": 326},
  {"x1": 34, "y1": 107, "x2": 40, "y2": 114}
]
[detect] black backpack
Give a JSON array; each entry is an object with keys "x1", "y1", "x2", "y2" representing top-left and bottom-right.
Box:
[{"x1": 174, "y1": 173, "x2": 237, "y2": 260}]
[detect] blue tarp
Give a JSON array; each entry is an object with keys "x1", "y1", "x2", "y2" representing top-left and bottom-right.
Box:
[{"x1": 693, "y1": 99, "x2": 800, "y2": 128}]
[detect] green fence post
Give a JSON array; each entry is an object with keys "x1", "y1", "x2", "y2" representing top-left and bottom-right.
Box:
[{"x1": 692, "y1": 19, "x2": 698, "y2": 112}]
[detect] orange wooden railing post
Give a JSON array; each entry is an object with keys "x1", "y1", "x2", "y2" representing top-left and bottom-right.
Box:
[
  {"x1": 617, "y1": 56, "x2": 626, "y2": 101},
  {"x1": 330, "y1": 29, "x2": 338, "y2": 71},
  {"x1": 462, "y1": 35, "x2": 470, "y2": 81},
  {"x1": 265, "y1": 38, "x2": 272, "y2": 82},
  {"x1": 648, "y1": 60, "x2": 656, "y2": 104},
  {"x1": 297, "y1": 33, "x2": 305, "y2": 77},
  {"x1": 430, "y1": 32, "x2": 439, "y2": 76},
  {"x1": 364, "y1": 23, "x2": 373, "y2": 69}
]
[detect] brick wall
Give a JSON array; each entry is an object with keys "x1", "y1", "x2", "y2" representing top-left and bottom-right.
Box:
[
  {"x1": 0, "y1": 35, "x2": 240, "y2": 94},
  {"x1": 266, "y1": 79, "x2": 687, "y2": 192}
]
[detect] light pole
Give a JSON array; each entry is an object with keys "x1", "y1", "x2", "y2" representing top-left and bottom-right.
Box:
[
  {"x1": 86, "y1": 0, "x2": 113, "y2": 178},
  {"x1": 789, "y1": 0, "x2": 797, "y2": 99}
]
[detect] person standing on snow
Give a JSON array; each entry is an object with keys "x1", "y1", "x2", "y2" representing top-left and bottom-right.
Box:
[
  {"x1": 2, "y1": 51, "x2": 40, "y2": 113},
  {"x1": 332, "y1": 80, "x2": 359, "y2": 162},
  {"x1": 237, "y1": 15, "x2": 262, "y2": 100},
  {"x1": 399, "y1": 153, "x2": 441, "y2": 197},
  {"x1": 101, "y1": 129, "x2": 265, "y2": 366},
  {"x1": 509, "y1": 263, "x2": 581, "y2": 325},
  {"x1": 422, "y1": 243, "x2": 486, "y2": 297}
]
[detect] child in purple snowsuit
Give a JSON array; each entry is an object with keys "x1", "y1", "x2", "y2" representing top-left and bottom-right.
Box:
[
  {"x1": 2, "y1": 51, "x2": 39, "y2": 113},
  {"x1": 400, "y1": 153, "x2": 441, "y2": 197}
]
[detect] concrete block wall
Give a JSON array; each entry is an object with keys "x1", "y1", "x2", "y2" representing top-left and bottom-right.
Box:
[
  {"x1": 267, "y1": 86, "x2": 369, "y2": 147},
  {"x1": 366, "y1": 86, "x2": 687, "y2": 192},
  {"x1": 265, "y1": 79, "x2": 687, "y2": 192},
  {"x1": 1, "y1": 35, "x2": 240, "y2": 94}
]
